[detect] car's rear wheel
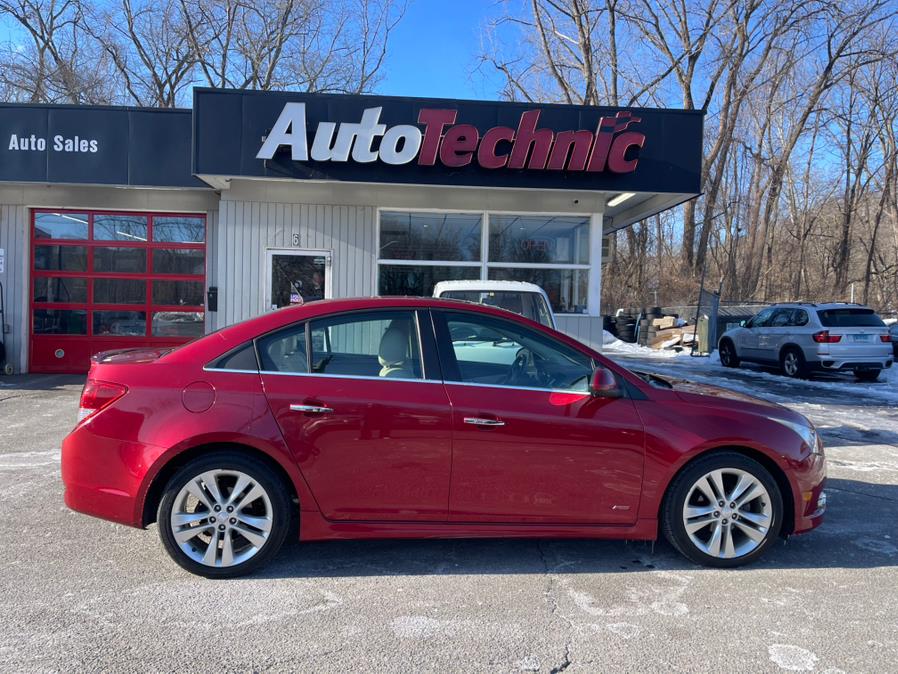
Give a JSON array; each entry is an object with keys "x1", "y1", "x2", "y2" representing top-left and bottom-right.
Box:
[
  {"x1": 718, "y1": 339, "x2": 740, "y2": 368},
  {"x1": 780, "y1": 347, "x2": 807, "y2": 378},
  {"x1": 855, "y1": 369, "x2": 881, "y2": 382},
  {"x1": 157, "y1": 453, "x2": 290, "y2": 578},
  {"x1": 662, "y1": 452, "x2": 783, "y2": 567}
]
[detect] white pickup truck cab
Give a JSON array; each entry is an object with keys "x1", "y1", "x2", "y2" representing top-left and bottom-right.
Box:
[{"x1": 433, "y1": 280, "x2": 556, "y2": 329}]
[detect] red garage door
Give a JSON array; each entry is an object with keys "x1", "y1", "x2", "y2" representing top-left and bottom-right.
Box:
[{"x1": 30, "y1": 210, "x2": 206, "y2": 373}]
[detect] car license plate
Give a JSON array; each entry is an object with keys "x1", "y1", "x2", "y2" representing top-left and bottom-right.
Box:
[{"x1": 850, "y1": 334, "x2": 870, "y2": 342}]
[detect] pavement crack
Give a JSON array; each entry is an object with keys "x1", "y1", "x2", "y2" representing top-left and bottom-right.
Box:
[{"x1": 537, "y1": 541, "x2": 575, "y2": 674}]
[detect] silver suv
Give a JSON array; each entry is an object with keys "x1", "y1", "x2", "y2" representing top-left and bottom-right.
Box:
[{"x1": 718, "y1": 303, "x2": 893, "y2": 381}]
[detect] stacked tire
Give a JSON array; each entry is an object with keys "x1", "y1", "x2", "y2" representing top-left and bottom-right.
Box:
[{"x1": 614, "y1": 315, "x2": 638, "y2": 343}]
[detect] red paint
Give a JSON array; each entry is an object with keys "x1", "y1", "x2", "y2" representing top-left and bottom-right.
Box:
[
  {"x1": 439, "y1": 124, "x2": 479, "y2": 167},
  {"x1": 60, "y1": 297, "x2": 825, "y2": 547},
  {"x1": 416, "y1": 109, "x2": 457, "y2": 166},
  {"x1": 507, "y1": 110, "x2": 553, "y2": 170},
  {"x1": 547, "y1": 130, "x2": 594, "y2": 171},
  {"x1": 477, "y1": 126, "x2": 515, "y2": 168}
]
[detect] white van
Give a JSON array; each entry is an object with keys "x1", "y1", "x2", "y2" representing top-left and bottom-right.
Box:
[{"x1": 432, "y1": 280, "x2": 556, "y2": 329}]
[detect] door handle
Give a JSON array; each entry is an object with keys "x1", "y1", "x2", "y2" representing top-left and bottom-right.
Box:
[
  {"x1": 290, "y1": 404, "x2": 334, "y2": 414},
  {"x1": 463, "y1": 417, "x2": 505, "y2": 427}
]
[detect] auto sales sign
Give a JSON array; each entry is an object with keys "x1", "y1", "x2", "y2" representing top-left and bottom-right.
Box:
[{"x1": 193, "y1": 89, "x2": 703, "y2": 194}]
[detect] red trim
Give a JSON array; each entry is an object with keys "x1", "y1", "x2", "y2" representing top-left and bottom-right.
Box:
[{"x1": 30, "y1": 208, "x2": 207, "y2": 373}]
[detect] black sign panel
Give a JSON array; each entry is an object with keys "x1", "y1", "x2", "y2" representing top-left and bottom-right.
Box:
[
  {"x1": 193, "y1": 88, "x2": 703, "y2": 194},
  {"x1": 0, "y1": 104, "x2": 203, "y2": 188}
]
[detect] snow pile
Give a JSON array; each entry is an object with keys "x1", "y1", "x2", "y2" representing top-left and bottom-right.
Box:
[{"x1": 602, "y1": 330, "x2": 687, "y2": 359}]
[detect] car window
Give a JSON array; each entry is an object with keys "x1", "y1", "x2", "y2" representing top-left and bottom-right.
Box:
[
  {"x1": 770, "y1": 309, "x2": 791, "y2": 327},
  {"x1": 817, "y1": 308, "x2": 885, "y2": 328},
  {"x1": 309, "y1": 310, "x2": 423, "y2": 380},
  {"x1": 751, "y1": 308, "x2": 775, "y2": 328},
  {"x1": 440, "y1": 290, "x2": 554, "y2": 327},
  {"x1": 793, "y1": 309, "x2": 809, "y2": 326},
  {"x1": 438, "y1": 311, "x2": 592, "y2": 391},
  {"x1": 256, "y1": 323, "x2": 308, "y2": 373},
  {"x1": 209, "y1": 343, "x2": 258, "y2": 371}
]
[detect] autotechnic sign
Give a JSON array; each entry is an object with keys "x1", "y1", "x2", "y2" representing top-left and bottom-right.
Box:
[{"x1": 193, "y1": 88, "x2": 703, "y2": 193}]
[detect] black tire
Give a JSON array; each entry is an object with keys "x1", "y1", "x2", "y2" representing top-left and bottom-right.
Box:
[
  {"x1": 661, "y1": 452, "x2": 783, "y2": 568},
  {"x1": 855, "y1": 369, "x2": 881, "y2": 382},
  {"x1": 779, "y1": 346, "x2": 808, "y2": 379},
  {"x1": 718, "y1": 339, "x2": 740, "y2": 368},
  {"x1": 157, "y1": 452, "x2": 291, "y2": 578}
]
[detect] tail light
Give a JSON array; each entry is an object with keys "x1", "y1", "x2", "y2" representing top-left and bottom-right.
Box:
[
  {"x1": 881, "y1": 334, "x2": 892, "y2": 343},
  {"x1": 78, "y1": 380, "x2": 128, "y2": 424},
  {"x1": 812, "y1": 330, "x2": 842, "y2": 344}
]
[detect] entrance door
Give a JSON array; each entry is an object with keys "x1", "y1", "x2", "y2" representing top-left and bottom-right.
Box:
[{"x1": 266, "y1": 249, "x2": 331, "y2": 309}]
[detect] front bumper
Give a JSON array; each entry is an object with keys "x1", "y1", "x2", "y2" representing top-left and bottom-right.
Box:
[{"x1": 791, "y1": 452, "x2": 827, "y2": 535}]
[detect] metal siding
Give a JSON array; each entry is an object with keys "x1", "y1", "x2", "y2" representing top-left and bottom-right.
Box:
[
  {"x1": 0, "y1": 204, "x2": 27, "y2": 372},
  {"x1": 213, "y1": 200, "x2": 376, "y2": 329},
  {"x1": 555, "y1": 315, "x2": 604, "y2": 352}
]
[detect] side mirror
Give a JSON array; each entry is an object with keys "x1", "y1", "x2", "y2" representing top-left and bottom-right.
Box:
[{"x1": 591, "y1": 367, "x2": 622, "y2": 398}]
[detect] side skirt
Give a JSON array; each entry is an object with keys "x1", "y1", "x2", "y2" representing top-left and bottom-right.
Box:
[{"x1": 298, "y1": 511, "x2": 658, "y2": 542}]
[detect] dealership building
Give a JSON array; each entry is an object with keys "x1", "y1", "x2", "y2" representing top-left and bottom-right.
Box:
[{"x1": 0, "y1": 89, "x2": 702, "y2": 373}]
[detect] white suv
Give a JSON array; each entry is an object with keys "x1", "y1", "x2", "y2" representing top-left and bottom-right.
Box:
[{"x1": 718, "y1": 303, "x2": 893, "y2": 381}]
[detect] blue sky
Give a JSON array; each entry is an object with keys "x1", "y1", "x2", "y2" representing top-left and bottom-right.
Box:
[{"x1": 380, "y1": 0, "x2": 506, "y2": 101}]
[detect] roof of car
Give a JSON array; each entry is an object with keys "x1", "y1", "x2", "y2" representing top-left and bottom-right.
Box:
[
  {"x1": 166, "y1": 296, "x2": 579, "y2": 365},
  {"x1": 433, "y1": 280, "x2": 550, "y2": 295},
  {"x1": 771, "y1": 302, "x2": 875, "y2": 311}
]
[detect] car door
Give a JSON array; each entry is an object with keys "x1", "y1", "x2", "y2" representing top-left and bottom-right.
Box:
[
  {"x1": 259, "y1": 309, "x2": 452, "y2": 521},
  {"x1": 741, "y1": 307, "x2": 775, "y2": 361},
  {"x1": 761, "y1": 308, "x2": 792, "y2": 360},
  {"x1": 432, "y1": 309, "x2": 645, "y2": 525}
]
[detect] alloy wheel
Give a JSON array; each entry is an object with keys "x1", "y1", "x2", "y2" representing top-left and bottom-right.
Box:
[
  {"x1": 783, "y1": 352, "x2": 799, "y2": 376},
  {"x1": 170, "y1": 469, "x2": 274, "y2": 568},
  {"x1": 681, "y1": 468, "x2": 773, "y2": 559}
]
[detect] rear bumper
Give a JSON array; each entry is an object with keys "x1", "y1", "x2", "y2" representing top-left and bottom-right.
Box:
[
  {"x1": 61, "y1": 422, "x2": 161, "y2": 528},
  {"x1": 813, "y1": 357, "x2": 892, "y2": 372}
]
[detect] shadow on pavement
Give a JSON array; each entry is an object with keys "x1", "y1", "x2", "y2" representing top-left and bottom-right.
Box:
[
  {"x1": 0, "y1": 374, "x2": 85, "y2": 392},
  {"x1": 250, "y1": 477, "x2": 898, "y2": 580}
]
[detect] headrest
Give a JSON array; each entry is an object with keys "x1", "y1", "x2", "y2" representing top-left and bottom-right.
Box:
[{"x1": 378, "y1": 327, "x2": 409, "y2": 367}]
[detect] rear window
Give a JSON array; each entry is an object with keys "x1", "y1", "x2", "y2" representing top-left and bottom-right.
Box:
[{"x1": 817, "y1": 308, "x2": 885, "y2": 328}]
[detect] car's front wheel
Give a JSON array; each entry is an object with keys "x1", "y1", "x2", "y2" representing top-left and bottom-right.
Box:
[
  {"x1": 662, "y1": 452, "x2": 783, "y2": 567},
  {"x1": 157, "y1": 452, "x2": 291, "y2": 578},
  {"x1": 718, "y1": 339, "x2": 740, "y2": 368}
]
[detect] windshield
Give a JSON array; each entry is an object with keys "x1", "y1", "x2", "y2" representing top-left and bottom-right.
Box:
[
  {"x1": 817, "y1": 308, "x2": 885, "y2": 328},
  {"x1": 440, "y1": 290, "x2": 554, "y2": 327}
]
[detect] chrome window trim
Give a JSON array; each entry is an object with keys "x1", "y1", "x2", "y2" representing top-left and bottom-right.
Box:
[
  {"x1": 443, "y1": 380, "x2": 591, "y2": 396},
  {"x1": 202, "y1": 366, "x2": 259, "y2": 374}
]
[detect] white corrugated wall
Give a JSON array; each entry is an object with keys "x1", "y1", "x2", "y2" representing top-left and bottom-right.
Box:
[
  {"x1": 0, "y1": 204, "x2": 27, "y2": 373},
  {"x1": 210, "y1": 200, "x2": 376, "y2": 331}
]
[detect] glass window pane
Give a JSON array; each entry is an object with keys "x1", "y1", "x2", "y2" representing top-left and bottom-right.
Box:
[
  {"x1": 153, "y1": 280, "x2": 204, "y2": 306},
  {"x1": 442, "y1": 312, "x2": 591, "y2": 390},
  {"x1": 257, "y1": 323, "x2": 308, "y2": 374},
  {"x1": 34, "y1": 245, "x2": 87, "y2": 272},
  {"x1": 270, "y1": 254, "x2": 327, "y2": 308},
  {"x1": 32, "y1": 277, "x2": 87, "y2": 303},
  {"x1": 93, "y1": 214, "x2": 148, "y2": 242},
  {"x1": 489, "y1": 215, "x2": 590, "y2": 264},
  {"x1": 153, "y1": 216, "x2": 205, "y2": 243},
  {"x1": 93, "y1": 310, "x2": 146, "y2": 336},
  {"x1": 488, "y1": 267, "x2": 588, "y2": 314},
  {"x1": 378, "y1": 264, "x2": 480, "y2": 297},
  {"x1": 153, "y1": 249, "x2": 205, "y2": 275},
  {"x1": 438, "y1": 289, "x2": 553, "y2": 327},
  {"x1": 817, "y1": 308, "x2": 885, "y2": 328},
  {"x1": 379, "y1": 211, "x2": 482, "y2": 261},
  {"x1": 310, "y1": 310, "x2": 421, "y2": 379},
  {"x1": 34, "y1": 212, "x2": 88, "y2": 240},
  {"x1": 211, "y1": 343, "x2": 258, "y2": 371},
  {"x1": 94, "y1": 247, "x2": 147, "y2": 273},
  {"x1": 94, "y1": 279, "x2": 146, "y2": 304},
  {"x1": 152, "y1": 311, "x2": 204, "y2": 337},
  {"x1": 33, "y1": 309, "x2": 87, "y2": 335}
]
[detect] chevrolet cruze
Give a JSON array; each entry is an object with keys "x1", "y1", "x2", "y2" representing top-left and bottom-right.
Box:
[{"x1": 61, "y1": 297, "x2": 826, "y2": 577}]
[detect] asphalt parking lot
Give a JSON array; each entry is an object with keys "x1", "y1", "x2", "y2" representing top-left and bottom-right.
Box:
[{"x1": 1, "y1": 367, "x2": 896, "y2": 673}]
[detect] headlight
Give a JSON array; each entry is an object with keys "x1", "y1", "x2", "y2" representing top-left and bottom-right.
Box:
[{"x1": 773, "y1": 417, "x2": 821, "y2": 454}]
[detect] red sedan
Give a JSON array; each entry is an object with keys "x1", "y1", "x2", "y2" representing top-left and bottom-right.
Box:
[{"x1": 61, "y1": 297, "x2": 826, "y2": 577}]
